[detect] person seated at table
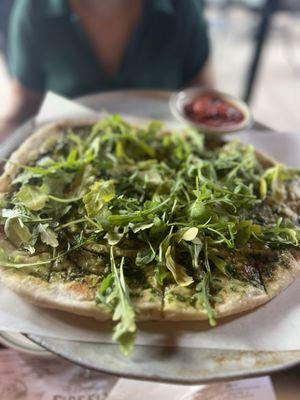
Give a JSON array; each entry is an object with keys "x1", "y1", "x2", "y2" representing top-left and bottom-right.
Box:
[{"x1": 0, "y1": 0, "x2": 213, "y2": 139}]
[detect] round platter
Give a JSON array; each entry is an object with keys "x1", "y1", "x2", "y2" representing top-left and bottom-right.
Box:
[
  {"x1": 25, "y1": 334, "x2": 300, "y2": 384},
  {"x1": 0, "y1": 332, "x2": 49, "y2": 356},
  {"x1": 1, "y1": 89, "x2": 300, "y2": 383}
]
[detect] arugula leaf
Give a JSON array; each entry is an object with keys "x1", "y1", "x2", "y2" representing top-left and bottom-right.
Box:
[
  {"x1": 189, "y1": 199, "x2": 207, "y2": 221},
  {"x1": 0, "y1": 239, "x2": 91, "y2": 269},
  {"x1": 83, "y1": 180, "x2": 115, "y2": 217},
  {"x1": 136, "y1": 241, "x2": 156, "y2": 266},
  {"x1": 98, "y1": 273, "x2": 114, "y2": 295},
  {"x1": 259, "y1": 177, "x2": 267, "y2": 199},
  {"x1": 16, "y1": 185, "x2": 49, "y2": 211},
  {"x1": 48, "y1": 195, "x2": 83, "y2": 204},
  {"x1": 236, "y1": 221, "x2": 261, "y2": 246},
  {"x1": 165, "y1": 245, "x2": 194, "y2": 287},
  {"x1": 95, "y1": 273, "x2": 115, "y2": 309},
  {"x1": 130, "y1": 222, "x2": 154, "y2": 233},
  {"x1": 263, "y1": 218, "x2": 298, "y2": 246},
  {"x1": 38, "y1": 224, "x2": 59, "y2": 248},
  {"x1": 104, "y1": 228, "x2": 124, "y2": 245},
  {"x1": 109, "y1": 248, "x2": 136, "y2": 355},
  {"x1": 209, "y1": 254, "x2": 228, "y2": 275},
  {"x1": 185, "y1": 127, "x2": 204, "y2": 152},
  {"x1": 4, "y1": 218, "x2": 32, "y2": 247},
  {"x1": 121, "y1": 133, "x2": 156, "y2": 158},
  {"x1": 108, "y1": 199, "x2": 170, "y2": 227},
  {"x1": 95, "y1": 247, "x2": 136, "y2": 354},
  {"x1": 194, "y1": 273, "x2": 217, "y2": 327},
  {"x1": 178, "y1": 227, "x2": 199, "y2": 242},
  {"x1": 0, "y1": 247, "x2": 52, "y2": 269},
  {"x1": 1, "y1": 208, "x2": 29, "y2": 220}
]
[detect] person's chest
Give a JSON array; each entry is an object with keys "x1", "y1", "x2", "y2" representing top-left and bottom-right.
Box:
[
  {"x1": 36, "y1": 14, "x2": 182, "y2": 96},
  {"x1": 72, "y1": 4, "x2": 142, "y2": 80}
]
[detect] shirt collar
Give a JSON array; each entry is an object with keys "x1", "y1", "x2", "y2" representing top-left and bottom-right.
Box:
[
  {"x1": 41, "y1": 0, "x2": 70, "y2": 17},
  {"x1": 151, "y1": 0, "x2": 174, "y2": 15},
  {"x1": 42, "y1": 0, "x2": 175, "y2": 18}
]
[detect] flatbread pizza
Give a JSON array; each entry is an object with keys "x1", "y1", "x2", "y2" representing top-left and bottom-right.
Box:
[{"x1": 0, "y1": 116, "x2": 299, "y2": 353}]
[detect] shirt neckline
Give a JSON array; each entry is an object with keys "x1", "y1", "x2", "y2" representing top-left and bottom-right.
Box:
[{"x1": 42, "y1": 0, "x2": 175, "y2": 17}]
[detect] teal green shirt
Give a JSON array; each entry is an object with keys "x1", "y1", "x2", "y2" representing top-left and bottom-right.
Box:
[{"x1": 8, "y1": 0, "x2": 210, "y2": 97}]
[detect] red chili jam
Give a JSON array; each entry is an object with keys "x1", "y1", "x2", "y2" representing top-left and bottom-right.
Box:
[{"x1": 184, "y1": 94, "x2": 244, "y2": 128}]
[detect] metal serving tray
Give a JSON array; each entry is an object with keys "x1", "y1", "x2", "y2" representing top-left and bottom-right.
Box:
[{"x1": 1, "y1": 90, "x2": 299, "y2": 384}]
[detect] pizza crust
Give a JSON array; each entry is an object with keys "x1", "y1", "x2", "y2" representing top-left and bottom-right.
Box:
[
  {"x1": 262, "y1": 251, "x2": 300, "y2": 298},
  {"x1": 0, "y1": 119, "x2": 300, "y2": 322},
  {"x1": 163, "y1": 254, "x2": 300, "y2": 321},
  {"x1": 0, "y1": 268, "x2": 111, "y2": 320}
]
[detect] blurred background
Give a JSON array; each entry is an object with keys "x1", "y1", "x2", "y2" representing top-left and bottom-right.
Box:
[
  {"x1": 207, "y1": 0, "x2": 300, "y2": 131},
  {"x1": 0, "y1": 0, "x2": 300, "y2": 131}
]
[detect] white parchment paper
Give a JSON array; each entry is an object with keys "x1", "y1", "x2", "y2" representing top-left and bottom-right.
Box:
[{"x1": 1, "y1": 92, "x2": 300, "y2": 351}]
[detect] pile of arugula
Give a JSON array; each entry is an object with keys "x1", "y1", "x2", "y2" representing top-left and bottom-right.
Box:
[{"x1": 0, "y1": 115, "x2": 299, "y2": 354}]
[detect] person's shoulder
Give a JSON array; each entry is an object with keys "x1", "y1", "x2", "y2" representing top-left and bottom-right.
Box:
[
  {"x1": 172, "y1": 0, "x2": 204, "y2": 17},
  {"x1": 12, "y1": 0, "x2": 56, "y2": 20}
]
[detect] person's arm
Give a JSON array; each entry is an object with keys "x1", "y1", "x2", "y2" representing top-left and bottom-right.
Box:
[
  {"x1": 187, "y1": 59, "x2": 214, "y2": 88},
  {"x1": 0, "y1": 80, "x2": 42, "y2": 140},
  {"x1": 0, "y1": 0, "x2": 45, "y2": 141},
  {"x1": 180, "y1": 0, "x2": 214, "y2": 88}
]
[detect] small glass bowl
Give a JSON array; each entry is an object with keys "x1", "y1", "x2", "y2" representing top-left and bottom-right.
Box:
[{"x1": 169, "y1": 88, "x2": 253, "y2": 136}]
